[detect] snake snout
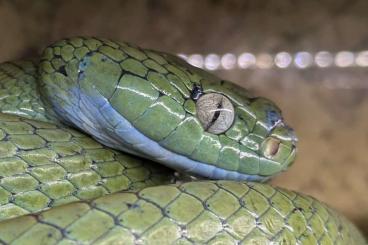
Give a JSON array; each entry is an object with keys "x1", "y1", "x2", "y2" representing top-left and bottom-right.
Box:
[{"x1": 261, "y1": 122, "x2": 298, "y2": 171}]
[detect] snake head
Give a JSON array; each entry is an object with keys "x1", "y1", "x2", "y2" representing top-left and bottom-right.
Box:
[
  {"x1": 190, "y1": 77, "x2": 297, "y2": 181},
  {"x1": 39, "y1": 37, "x2": 297, "y2": 182},
  {"x1": 158, "y1": 52, "x2": 298, "y2": 181}
]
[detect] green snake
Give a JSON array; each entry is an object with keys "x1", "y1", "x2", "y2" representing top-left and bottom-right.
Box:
[{"x1": 0, "y1": 37, "x2": 365, "y2": 245}]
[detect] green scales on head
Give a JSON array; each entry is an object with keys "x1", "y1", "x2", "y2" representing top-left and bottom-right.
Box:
[{"x1": 36, "y1": 37, "x2": 297, "y2": 181}]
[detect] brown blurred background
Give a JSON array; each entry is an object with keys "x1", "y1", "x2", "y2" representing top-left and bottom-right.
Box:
[{"x1": 0, "y1": 0, "x2": 367, "y2": 235}]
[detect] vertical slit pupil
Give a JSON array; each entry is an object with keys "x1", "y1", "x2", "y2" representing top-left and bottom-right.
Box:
[{"x1": 211, "y1": 101, "x2": 223, "y2": 123}]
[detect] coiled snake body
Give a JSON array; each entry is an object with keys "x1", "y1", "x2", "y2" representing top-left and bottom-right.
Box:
[{"x1": 0, "y1": 37, "x2": 364, "y2": 244}]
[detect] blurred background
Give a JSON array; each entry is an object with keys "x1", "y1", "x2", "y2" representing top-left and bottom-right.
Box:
[{"x1": 0, "y1": 0, "x2": 367, "y2": 235}]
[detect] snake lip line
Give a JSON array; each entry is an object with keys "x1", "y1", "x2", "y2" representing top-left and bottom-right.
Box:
[{"x1": 81, "y1": 90, "x2": 269, "y2": 182}]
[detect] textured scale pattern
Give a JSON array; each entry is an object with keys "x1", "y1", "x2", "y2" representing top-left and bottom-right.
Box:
[
  {"x1": 0, "y1": 61, "x2": 51, "y2": 122},
  {"x1": 0, "y1": 37, "x2": 365, "y2": 244},
  {"x1": 0, "y1": 113, "x2": 173, "y2": 221},
  {"x1": 38, "y1": 37, "x2": 296, "y2": 180},
  {"x1": 0, "y1": 181, "x2": 365, "y2": 245}
]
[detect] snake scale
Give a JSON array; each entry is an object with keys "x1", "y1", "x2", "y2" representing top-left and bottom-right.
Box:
[{"x1": 0, "y1": 37, "x2": 365, "y2": 245}]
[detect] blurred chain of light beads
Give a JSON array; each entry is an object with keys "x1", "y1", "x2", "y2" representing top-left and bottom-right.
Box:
[{"x1": 178, "y1": 51, "x2": 368, "y2": 70}]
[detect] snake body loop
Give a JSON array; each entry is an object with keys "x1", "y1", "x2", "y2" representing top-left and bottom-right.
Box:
[{"x1": 0, "y1": 37, "x2": 364, "y2": 244}]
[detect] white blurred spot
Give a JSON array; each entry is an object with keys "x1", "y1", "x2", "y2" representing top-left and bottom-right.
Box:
[
  {"x1": 294, "y1": 52, "x2": 313, "y2": 69},
  {"x1": 315, "y1": 51, "x2": 333, "y2": 68},
  {"x1": 177, "y1": 53, "x2": 188, "y2": 61},
  {"x1": 355, "y1": 51, "x2": 368, "y2": 67},
  {"x1": 181, "y1": 50, "x2": 368, "y2": 71},
  {"x1": 335, "y1": 51, "x2": 355, "y2": 67},
  {"x1": 221, "y1": 53, "x2": 237, "y2": 70},
  {"x1": 204, "y1": 54, "x2": 221, "y2": 70},
  {"x1": 238, "y1": 53, "x2": 256, "y2": 69},
  {"x1": 188, "y1": 54, "x2": 204, "y2": 68},
  {"x1": 274, "y1": 52, "x2": 292, "y2": 68},
  {"x1": 256, "y1": 53, "x2": 273, "y2": 69}
]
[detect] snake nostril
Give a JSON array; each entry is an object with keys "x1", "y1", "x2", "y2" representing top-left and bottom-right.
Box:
[{"x1": 264, "y1": 137, "x2": 281, "y2": 158}]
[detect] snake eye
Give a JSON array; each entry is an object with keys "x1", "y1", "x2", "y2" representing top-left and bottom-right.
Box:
[
  {"x1": 196, "y1": 93, "x2": 235, "y2": 134},
  {"x1": 262, "y1": 137, "x2": 281, "y2": 158}
]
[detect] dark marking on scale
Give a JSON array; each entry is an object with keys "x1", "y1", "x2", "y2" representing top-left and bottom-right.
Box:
[
  {"x1": 57, "y1": 65, "x2": 67, "y2": 76},
  {"x1": 190, "y1": 84, "x2": 203, "y2": 101}
]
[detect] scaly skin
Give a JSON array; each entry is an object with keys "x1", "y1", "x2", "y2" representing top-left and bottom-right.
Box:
[
  {"x1": 0, "y1": 37, "x2": 365, "y2": 244},
  {"x1": 0, "y1": 181, "x2": 365, "y2": 245},
  {"x1": 0, "y1": 60, "x2": 50, "y2": 122},
  {"x1": 38, "y1": 37, "x2": 297, "y2": 181},
  {"x1": 0, "y1": 113, "x2": 174, "y2": 222}
]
